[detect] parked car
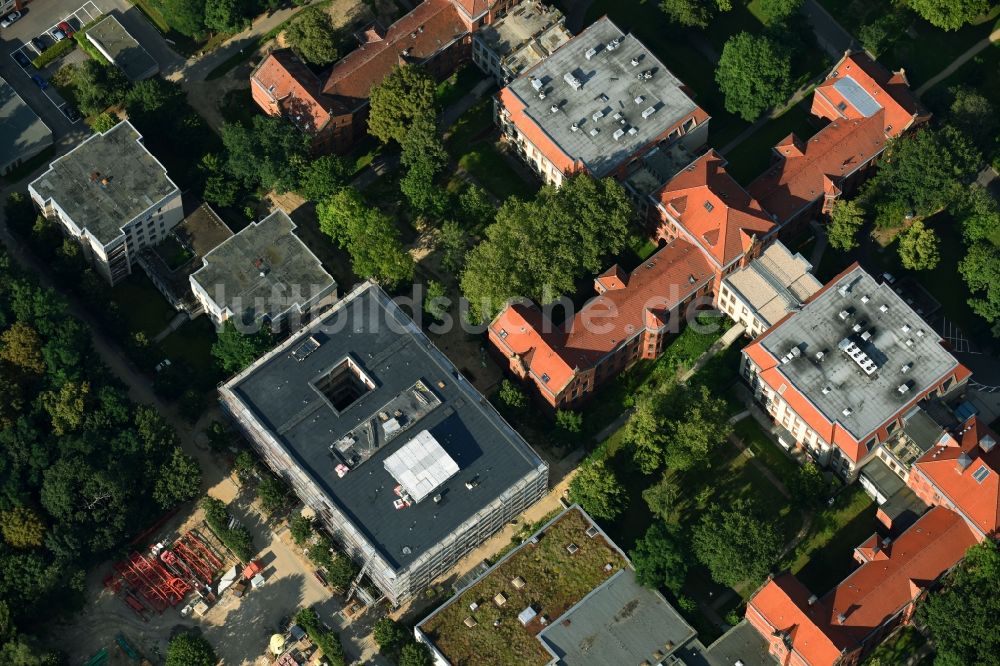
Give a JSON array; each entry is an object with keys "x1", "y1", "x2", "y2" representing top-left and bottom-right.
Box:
[
  {"x1": 30, "y1": 36, "x2": 46, "y2": 52},
  {"x1": 313, "y1": 569, "x2": 330, "y2": 588},
  {"x1": 30, "y1": 74, "x2": 47, "y2": 90},
  {"x1": 1, "y1": 10, "x2": 22, "y2": 28},
  {"x1": 50, "y1": 27, "x2": 66, "y2": 41},
  {"x1": 12, "y1": 50, "x2": 31, "y2": 68},
  {"x1": 155, "y1": 358, "x2": 172, "y2": 373},
  {"x1": 62, "y1": 105, "x2": 80, "y2": 122},
  {"x1": 57, "y1": 21, "x2": 74, "y2": 38}
]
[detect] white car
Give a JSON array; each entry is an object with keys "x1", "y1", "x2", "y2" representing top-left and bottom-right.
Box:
[{"x1": 0, "y1": 10, "x2": 22, "y2": 28}]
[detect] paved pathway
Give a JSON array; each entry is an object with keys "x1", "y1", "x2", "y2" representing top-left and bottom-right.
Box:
[
  {"x1": 802, "y1": 0, "x2": 859, "y2": 59},
  {"x1": 915, "y1": 26, "x2": 1000, "y2": 96}
]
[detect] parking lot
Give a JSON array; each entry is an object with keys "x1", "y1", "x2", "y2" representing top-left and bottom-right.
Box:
[{"x1": 0, "y1": 0, "x2": 184, "y2": 151}]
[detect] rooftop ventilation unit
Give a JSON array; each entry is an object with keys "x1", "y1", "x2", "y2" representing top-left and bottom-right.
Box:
[
  {"x1": 605, "y1": 37, "x2": 621, "y2": 51},
  {"x1": 860, "y1": 330, "x2": 872, "y2": 341},
  {"x1": 564, "y1": 72, "x2": 583, "y2": 90},
  {"x1": 839, "y1": 338, "x2": 879, "y2": 376},
  {"x1": 634, "y1": 95, "x2": 644, "y2": 104},
  {"x1": 612, "y1": 111, "x2": 623, "y2": 121},
  {"x1": 898, "y1": 383, "x2": 910, "y2": 394},
  {"x1": 842, "y1": 408, "x2": 853, "y2": 417},
  {"x1": 901, "y1": 324, "x2": 911, "y2": 333},
  {"x1": 880, "y1": 304, "x2": 889, "y2": 313},
  {"x1": 627, "y1": 126, "x2": 638, "y2": 135},
  {"x1": 901, "y1": 363, "x2": 911, "y2": 373},
  {"x1": 585, "y1": 47, "x2": 598, "y2": 60},
  {"x1": 550, "y1": 104, "x2": 559, "y2": 114},
  {"x1": 642, "y1": 106, "x2": 656, "y2": 119},
  {"x1": 570, "y1": 122, "x2": 579, "y2": 132},
  {"x1": 613, "y1": 128, "x2": 625, "y2": 141},
  {"x1": 538, "y1": 91, "x2": 546, "y2": 100},
  {"x1": 838, "y1": 309, "x2": 851, "y2": 321},
  {"x1": 916, "y1": 329, "x2": 925, "y2": 337},
  {"x1": 861, "y1": 295, "x2": 870, "y2": 304},
  {"x1": 630, "y1": 57, "x2": 639, "y2": 66},
  {"x1": 815, "y1": 351, "x2": 825, "y2": 361},
  {"x1": 822, "y1": 386, "x2": 832, "y2": 395},
  {"x1": 589, "y1": 128, "x2": 599, "y2": 136},
  {"x1": 592, "y1": 109, "x2": 604, "y2": 121},
  {"x1": 905, "y1": 338, "x2": 914, "y2": 347},
  {"x1": 531, "y1": 77, "x2": 543, "y2": 91},
  {"x1": 838, "y1": 284, "x2": 851, "y2": 297}
]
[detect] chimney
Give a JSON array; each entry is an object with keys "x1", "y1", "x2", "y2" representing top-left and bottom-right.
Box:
[
  {"x1": 957, "y1": 451, "x2": 974, "y2": 472},
  {"x1": 807, "y1": 594, "x2": 818, "y2": 606}
]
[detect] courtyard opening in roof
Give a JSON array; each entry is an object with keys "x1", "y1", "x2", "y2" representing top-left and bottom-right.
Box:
[{"x1": 313, "y1": 357, "x2": 376, "y2": 412}]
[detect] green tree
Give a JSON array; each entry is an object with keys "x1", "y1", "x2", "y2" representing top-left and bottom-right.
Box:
[
  {"x1": 863, "y1": 127, "x2": 981, "y2": 221},
  {"x1": 401, "y1": 158, "x2": 450, "y2": 217},
  {"x1": 438, "y1": 220, "x2": 467, "y2": 274},
  {"x1": 90, "y1": 112, "x2": 120, "y2": 133},
  {"x1": 200, "y1": 153, "x2": 239, "y2": 208},
  {"x1": 857, "y1": 12, "x2": 905, "y2": 56},
  {"x1": 296, "y1": 154, "x2": 350, "y2": 201},
  {"x1": 956, "y1": 185, "x2": 1000, "y2": 244},
  {"x1": 233, "y1": 450, "x2": 258, "y2": 480},
  {"x1": 289, "y1": 514, "x2": 314, "y2": 545},
  {"x1": 151, "y1": 0, "x2": 207, "y2": 37},
  {"x1": 787, "y1": 462, "x2": 826, "y2": 506},
  {"x1": 642, "y1": 474, "x2": 680, "y2": 521},
  {"x1": 327, "y1": 553, "x2": 359, "y2": 590},
  {"x1": 959, "y1": 241, "x2": 1000, "y2": 323},
  {"x1": 316, "y1": 188, "x2": 413, "y2": 287},
  {"x1": 205, "y1": 0, "x2": 250, "y2": 33},
  {"x1": 456, "y1": 184, "x2": 495, "y2": 230},
  {"x1": 755, "y1": 0, "x2": 803, "y2": 26},
  {"x1": 715, "y1": 32, "x2": 793, "y2": 121},
  {"x1": 222, "y1": 116, "x2": 311, "y2": 193},
  {"x1": 398, "y1": 641, "x2": 434, "y2": 666},
  {"x1": 906, "y1": 0, "x2": 989, "y2": 31},
  {"x1": 153, "y1": 447, "x2": 202, "y2": 508},
  {"x1": 662, "y1": 386, "x2": 732, "y2": 472},
  {"x1": 285, "y1": 7, "x2": 340, "y2": 65},
  {"x1": 555, "y1": 409, "x2": 583, "y2": 435},
  {"x1": 0, "y1": 322, "x2": 45, "y2": 375},
  {"x1": 423, "y1": 280, "x2": 449, "y2": 321},
  {"x1": 827, "y1": 199, "x2": 865, "y2": 251},
  {"x1": 568, "y1": 458, "x2": 628, "y2": 520},
  {"x1": 498, "y1": 379, "x2": 527, "y2": 410},
  {"x1": 949, "y1": 86, "x2": 997, "y2": 155},
  {"x1": 69, "y1": 60, "x2": 129, "y2": 117},
  {"x1": 367, "y1": 65, "x2": 437, "y2": 144},
  {"x1": 257, "y1": 476, "x2": 287, "y2": 515},
  {"x1": 165, "y1": 631, "x2": 217, "y2": 666},
  {"x1": 211, "y1": 320, "x2": 274, "y2": 373},
  {"x1": 659, "y1": 0, "x2": 728, "y2": 27},
  {"x1": 917, "y1": 541, "x2": 1000, "y2": 664},
  {"x1": 626, "y1": 392, "x2": 667, "y2": 474},
  {"x1": 461, "y1": 174, "x2": 633, "y2": 322},
  {"x1": 897, "y1": 220, "x2": 940, "y2": 270},
  {"x1": 4, "y1": 193, "x2": 37, "y2": 235},
  {"x1": 39, "y1": 381, "x2": 89, "y2": 436},
  {"x1": 692, "y1": 500, "x2": 783, "y2": 588},
  {"x1": 373, "y1": 617, "x2": 408, "y2": 654},
  {"x1": 630, "y1": 522, "x2": 688, "y2": 594},
  {"x1": 0, "y1": 507, "x2": 46, "y2": 549}
]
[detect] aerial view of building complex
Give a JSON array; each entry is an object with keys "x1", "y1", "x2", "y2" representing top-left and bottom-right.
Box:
[{"x1": 0, "y1": 0, "x2": 997, "y2": 664}]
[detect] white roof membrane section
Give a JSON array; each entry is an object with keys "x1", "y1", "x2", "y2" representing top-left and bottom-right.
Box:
[{"x1": 384, "y1": 430, "x2": 460, "y2": 503}]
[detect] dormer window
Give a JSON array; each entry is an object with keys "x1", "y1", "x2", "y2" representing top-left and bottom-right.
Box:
[
  {"x1": 499, "y1": 329, "x2": 508, "y2": 339},
  {"x1": 703, "y1": 201, "x2": 714, "y2": 212}
]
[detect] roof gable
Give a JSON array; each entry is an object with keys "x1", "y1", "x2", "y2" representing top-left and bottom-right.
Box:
[{"x1": 251, "y1": 49, "x2": 333, "y2": 132}]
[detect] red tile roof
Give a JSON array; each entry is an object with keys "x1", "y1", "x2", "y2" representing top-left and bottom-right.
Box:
[
  {"x1": 559, "y1": 239, "x2": 714, "y2": 368},
  {"x1": 490, "y1": 239, "x2": 713, "y2": 395},
  {"x1": 321, "y1": 0, "x2": 468, "y2": 106},
  {"x1": 914, "y1": 416, "x2": 1000, "y2": 537},
  {"x1": 748, "y1": 52, "x2": 923, "y2": 225},
  {"x1": 655, "y1": 150, "x2": 775, "y2": 266},
  {"x1": 251, "y1": 50, "x2": 332, "y2": 133},
  {"x1": 451, "y1": 0, "x2": 490, "y2": 18},
  {"x1": 749, "y1": 507, "x2": 978, "y2": 666}
]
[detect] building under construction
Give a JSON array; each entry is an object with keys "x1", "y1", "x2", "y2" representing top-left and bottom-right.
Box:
[{"x1": 219, "y1": 283, "x2": 549, "y2": 605}]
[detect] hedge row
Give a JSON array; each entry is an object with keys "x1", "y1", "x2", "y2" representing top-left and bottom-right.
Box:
[
  {"x1": 294, "y1": 607, "x2": 345, "y2": 666},
  {"x1": 201, "y1": 497, "x2": 255, "y2": 563},
  {"x1": 73, "y1": 15, "x2": 111, "y2": 66},
  {"x1": 31, "y1": 38, "x2": 75, "y2": 69}
]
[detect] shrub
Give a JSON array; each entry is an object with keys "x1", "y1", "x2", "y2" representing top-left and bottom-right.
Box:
[
  {"x1": 31, "y1": 39, "x2": 76, "y2": 69},
  {"x1": 295, "y1": 607, "x2": 345, "y2": 665},
  {"x1": 73, "y1": 17, "x2": 112, "y2": 65},
  {"x1": 289, "y1": 514, "x2": 313, "y2": 545},
  {"x1": 201, "y1": 497, "x2": 255, "y2": 562}
]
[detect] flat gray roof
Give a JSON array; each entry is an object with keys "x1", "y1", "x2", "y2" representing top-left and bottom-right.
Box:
[
  {"x1": 477, "y1": 0, "x2": 570, "y2": 75},
  {"x1": 859, "y1": 456, "x2": 905, "y2": 498},
  {"x1": 760, "y1": 265, "x2": 961, "y2": 441},
  {"x1": 86, "y1": 15, "x2": 159, "y2": 81},
  {"x1": 538, "y1": 568, "x2": 696, "y2": 665},
  {"x1": 506, "y1": 16, "x2": 701, "y2": 178},
  {"x1": 0, "y1": 76, "x2": 53, "y2": 173},
  {"x1": 29, "y1": 121, "x2": 177, "y2": 245},
  {"x1": 190, "y1": 209, "x2": 334, "y2": 322},
  {"x1": 224, "y1": 284, "x2": 546, "y2": 570},
  {"x1": 698, "y1": 619, "x2": 774, "y2": 666}
]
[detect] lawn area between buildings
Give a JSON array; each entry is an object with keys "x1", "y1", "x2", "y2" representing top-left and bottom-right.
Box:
[
  {"x1": 723, "y1": 102, "x2": 819, "y2": 185},
  {"x1": 864, "y1": 625, "x2": 930, "y2": 666},
  {"x1": 817, "y1": 0, "x2": 1000, "y2": 88},
  {"x1": 784, "y1": 484, "x2": 875, "y2": 595},
  {"x1": 111, "y1": 270, "x2": 179, "y2": 340},
  {"x1": 419, "y1": 508, "x2": 628, "y2": 666}
]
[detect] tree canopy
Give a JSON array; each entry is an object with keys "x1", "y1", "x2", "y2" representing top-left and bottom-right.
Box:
[
  {"x1": 367, "y1": 65, "x2": 438, "y2": 144},
  {"x1": 460, "y1": 174, "x2": 633, "y2": 322},
  {"x1": 285, "y1": 7, "x2": 340, "y2": 66},
  {"x1": 150, "y1": 0, "x2": 207, "y2": 38},
  {"x1": 959, "y1": 241, "x2": 1000, "y2": 323},
  {"x1": 205, "y1": 0, "x2": 250, "y2": 33},
  {"x1": 906, "y1": 0, "x2": 990, "y2": 31},
  {"x1": 399, "y1": 112, "x2": 451, "y2": 217},
  {"x1": 211, "y1": 319, "x2": 274, "y2": 373},
  {"x1": 296, "y1": 154, "x2": 351, "y2": 202},
  {"x1": 956, "y1": 185, "x2": 1000, "y2": 245},
  {"x1": 373, "y1": 617, "x2": 408, "y2": 654},
  {"x1": 827, "y1": 199, "x2": 865, "y2": 251},
  {"x1": 948, "y1": 86, "x2": 997, "y2": 155},
  {"x1": 221, "y1": 115, "x2": 311, "y2": 193},
  {"x1": 755, "y1": 0, "x2": 803, "y2": 26},
  {"x1": 897, "y1": 220, "x2": 940, "y2": 270},
  {"x1": 659, "y1": 0, "x2": 730, "y2": 27},
  {"x1": 316, "y1": 188, "x2": 413, "y2": 287},
  {"x1": 567, "y1": 458, "x2": 628, "y2": 520},
  {"x1": 165, "y1": 632, "x2": 217, "y2": 666},
  {"x1": 917, "y1": 541, "x2": 1000, "y2": 665},
  {"x1": 692, "y1": 500, "x2": 783, "y2": 588},
  {"x1": 715, "y1": 32, "x2": 793, "y2": 121},
  {"x1": 630, "y1": 522, "x2": 688, "y2": 594},
  {"x1": 398, "y1": 641, "x2": 434, "y2": 666}
]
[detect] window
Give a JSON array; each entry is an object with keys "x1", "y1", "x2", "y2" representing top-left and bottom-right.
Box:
[
  {"x1": 683, "y1": 117, "x2": 696, "y2": 132},
  {"x1": 499, "y1": 329, "x2": 508, "y2": 339},
  {"x1": 972, "y1": 465, "x2": 990, "y2": 483},
  {"x1": 703, "y1": 201, "x2": 714, "y2": 212}
]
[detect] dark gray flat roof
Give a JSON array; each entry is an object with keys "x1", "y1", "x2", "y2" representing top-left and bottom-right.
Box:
[
  {"x1": 190, "y1": 209, "x2": 334, "y2": 322},
  {"x1": 29, "y1": 121, "x2": 177, "y2": 245},
  {"x1": 698, "y1": 620, "x2": 774, "y2": 666},
  {"x1": 507, "y1": 16, "x2": 701, "y2": 178},
  {"x1": 538, "y1": 568, "x2": 696, "y2": 665},
  {"x1": 225, "y1": 284, "x2": 545, "y2": 570},
  {"x1": 760, "y1": 266, "x2": 960, "y2": 441},
  {"x1": 859, "y1": 457, "x2": 905, "y2": 499},
  {"x1": 0, "y1": 76, "x2": 53, "y2": 173},
  {"x1": 86, "y1": 15, "x2": 158, "y2": 81}
]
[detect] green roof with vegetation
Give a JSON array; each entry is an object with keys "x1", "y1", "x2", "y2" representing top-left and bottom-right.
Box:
[{"x1": 419, "y1": 507, "x2": 627, "y2": 666}]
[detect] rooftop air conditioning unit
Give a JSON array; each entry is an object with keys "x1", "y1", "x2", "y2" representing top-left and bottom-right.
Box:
[
  {"x1": 585, "y1": 47, "x2": 597, "y2": 60},
  {"x1": 642, "y1": 106, "x2": 656, "y2": 119},
  {"x1": 612, "y1": 128, "x2": 625, "y2": 141}
]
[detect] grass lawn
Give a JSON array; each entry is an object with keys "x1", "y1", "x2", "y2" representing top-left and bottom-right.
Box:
[
  {"x1": 419, "y1": 509, "x2": 628, "y2": 666},
  {"x1": 818, "y1": 0, "x2": 1000, "y2": 88},
  {"x1": 110, "y1": 271, "x2": 178, "y2": 340},
  {"x1": 436, "y1": 64, "x2": 487, "y2": 108},
  {"x1": 784, "y1": 484, "x2": 875, "y2": 595},
  {"x1": 732, "y1": 417, "x2": 800, "y2": 481},
  {"x1": 158, "y1": 316, "x2": 220, "y2": 386},
  {"x1": 723, "y1": 102, "x2": 818, "y2": 185},
  {"x1": 864, "y1": 625, "x2": 929, "y2": 665}
]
